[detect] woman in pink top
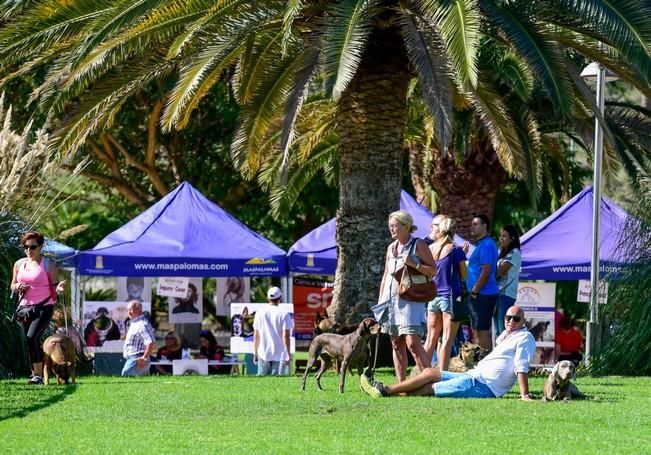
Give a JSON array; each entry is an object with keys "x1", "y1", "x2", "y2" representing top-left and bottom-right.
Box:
[{"x1": 10, "y1": 231, "x2": 65, "y2": 384}]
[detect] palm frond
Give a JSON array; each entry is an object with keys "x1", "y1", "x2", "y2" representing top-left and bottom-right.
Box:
[
  {"x1": 419, "y1": 0, "x2": 480, "y2": 90},
  {"x1": 322, "y1": 0, "x2": 375, "y2": 100},
  {"x1": 72, "y1": 0, "x2": 171, "y2": 64},
  {"x1": 231, "y1": 51, "x2": 304, "y2": 178},
  {"x1": 467, "y1": 76, "x2": 525, "y2": 175},
  {"x1": 398, "y1": 9, "x2": 453, "y2": 149},
  {"x1": 554, "y1": 30, "x2": 651, "y2": 98},
  {"x1": 51, "y1": 54, "x2": 176, "y2": 157},
  {"x1": 167, "y1": 0, "x2": 247, "y2": 59},
  {"x1": 547, "y1": 0, "x2": 651, "y2": 82},
  {"x1": 162, "y1": 11, "x2": 265, "y2": 131},
  {"x1": 0, "y1": 0, "x2": 112, "y2": 68},
  {"x1": 277, "y1": 46, "x2": 321, "y2": 184},
  {"x1": 267, "y1": 143, "x2": 338, "y2": 219},
  {"x1": 480, "y1": 0, "x2": 574, "y2": 115},
  {"x1": 281, "y1": 0, "x2": 303, "y2": 56}
]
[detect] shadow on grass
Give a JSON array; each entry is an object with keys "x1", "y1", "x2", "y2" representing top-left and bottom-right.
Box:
[{"x1": 0, "y1": 381, "x2": 78, "y2": 422}]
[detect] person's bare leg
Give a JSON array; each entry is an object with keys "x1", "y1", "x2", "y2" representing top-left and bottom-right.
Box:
[
  {"x1": 474, "y1": 329, "x2": 492, "y2": 351},
  {"x1": 391, "y1": 336, "x2": 408, "y2": 382},
  {"x1": 384, "y1": 367, "x2": 441, "y2": 395},
  {"x1": 32, "y1": 362, "x2": 43, "y2": 377},
  {"x1": 406, "y1": 334, "x2": 430, "y2": 372},
  {"x1": 424, "y1": 312, "x2": 443, "y2": 364},
  {"x1": 438, "y1": 316, "x2": 460, "y2": 371}
]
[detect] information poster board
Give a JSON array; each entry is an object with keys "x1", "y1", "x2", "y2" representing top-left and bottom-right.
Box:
[
  {"x1": 292, "y1": 278, "x2": 334, "y2": 340},
  {"x1": 83, "y1": 300, "x2": 151, "y2": 352},
  {"x1": 515, "y1": 282, "x2": 556, "y2": 366},
  {"x1": 230, "y1": 303, "x2": 295, "y2": 354},
  {"x1": 116, "y1": 277, "x2": 152, "y2": 303},
  {"x1": 168, "y1": 277, "x2": 203, "y2": 324},
  {"x1": 215, "y1": 277, "x2": 251, "y2": 316}
]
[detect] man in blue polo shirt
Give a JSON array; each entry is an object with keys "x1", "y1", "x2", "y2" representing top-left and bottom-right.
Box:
[{"x1": 466, "y1": 214, "x2": 499, "y2": 351}]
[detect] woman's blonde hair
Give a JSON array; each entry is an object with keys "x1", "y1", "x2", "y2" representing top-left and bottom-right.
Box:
[
  {"x1": 437, "y1": 215, "x2": 457, "y2": 241},
  {"x1": 389, "y1": 210, "x2": 417, "y2": 233}
]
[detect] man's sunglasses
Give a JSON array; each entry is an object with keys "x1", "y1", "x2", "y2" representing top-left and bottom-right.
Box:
[
  {"x1": 505, "y1": 315, "x2": 522, "y2": 323},
  {"x1": 23, "y1": 244, "x2": 39, "y2": 251}
]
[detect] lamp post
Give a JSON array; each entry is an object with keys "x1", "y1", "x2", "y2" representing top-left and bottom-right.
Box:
[{"x1": 580, "y1": 59, "x2": 618, "y2": 363}]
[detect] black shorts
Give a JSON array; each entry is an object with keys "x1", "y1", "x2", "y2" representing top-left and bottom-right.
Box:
[{"x1": 468, "y1": 294, "x2": 498, "y2": 330}]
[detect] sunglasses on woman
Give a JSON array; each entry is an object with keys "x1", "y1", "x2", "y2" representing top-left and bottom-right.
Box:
[
  {"x1": 23, "y1": 244, "x2": 39, "y2": 251},
  {"x1": 504, "y1": 314, "x2": 522, "y2": 322}
]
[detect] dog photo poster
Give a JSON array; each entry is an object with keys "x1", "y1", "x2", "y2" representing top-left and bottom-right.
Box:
[
  {"x1": 516, "y1": 282, "x2": 556, "y2": 366},
  {"x1": 116, "y1": 277, "x2": 152, "y2": 303},
  {"x1": 230, "y1": 303, "x2": 295, "y2": 354},
  {"x1": 83, "y1": 300, "x2": 152, "y2": 352},
  {"x1": 168, "y1": 277, "x2": 203, "y2": 324},
  {"x1": 214, "y1": 277, "x2": 251, "y2": 316}
]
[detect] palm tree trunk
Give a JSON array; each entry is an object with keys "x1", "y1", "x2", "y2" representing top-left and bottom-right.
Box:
[
  {"x1": 328, "y1": 28, "x2": 411, "y2": 324},
  {"x1": 409, "y1": 136, "x2": 507, "y2": 238}
]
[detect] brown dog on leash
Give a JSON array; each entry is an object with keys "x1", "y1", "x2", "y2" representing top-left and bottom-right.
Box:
[
  {"x1": 542, "y1": 360, "x2": 585, "y2": 401},
  {"x1": 301, "y1": 317, "x2": 381, "y2": 393},
  {"x1": 43, "y1": 333, "x2": 84, "y2": 385}
]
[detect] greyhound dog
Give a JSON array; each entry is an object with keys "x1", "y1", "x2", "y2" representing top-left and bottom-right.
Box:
[{"x1": 301, "y1": 318, "x2": 381, "y2": 393}]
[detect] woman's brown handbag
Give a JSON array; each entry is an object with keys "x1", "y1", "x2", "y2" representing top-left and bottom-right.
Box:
[{"x1": 392, "y1": 265, "x2": 437, "y2": 302}]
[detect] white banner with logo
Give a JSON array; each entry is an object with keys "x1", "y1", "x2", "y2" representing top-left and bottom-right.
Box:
[
  {"x1": 157, "y1": 276, "x2": 190, "y2": 298},
  {"x1": 230, "y1": 303, "x2": 295, "y2": 354},
  {"x1": 515, "y1": 282, "x2": 556, "y2": 366},
  {"x1": 577, "y1": 279, "x2": 609, "y2": 304}
]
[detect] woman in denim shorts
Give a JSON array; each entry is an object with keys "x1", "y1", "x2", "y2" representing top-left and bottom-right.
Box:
[
  {"x1": 377, "y1": 210, "x2": 437, "y2": 382},
  {"x1": 424, "y1": 215, "x2": 467, "y2": 371}
]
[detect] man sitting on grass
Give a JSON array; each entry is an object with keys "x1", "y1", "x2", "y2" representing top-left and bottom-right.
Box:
[{"x1": 360, "y1": 305, "x2": 536, "y2": 401}]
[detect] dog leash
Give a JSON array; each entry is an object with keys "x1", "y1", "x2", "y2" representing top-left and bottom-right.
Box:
[{"x1": 371, "y1": 331, "x2": 380, "y2": 374}]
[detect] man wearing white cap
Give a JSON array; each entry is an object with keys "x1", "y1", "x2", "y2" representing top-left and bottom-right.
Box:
[{"x1": 253, "y1": 286, "x2": 293, "y2": 375}]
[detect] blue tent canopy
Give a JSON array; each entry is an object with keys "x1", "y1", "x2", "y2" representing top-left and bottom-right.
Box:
[
  {"x1": 43, "y1": 238, "x2": 77, "y2": 268},
  {"x1": 288, "y1": 190, "x2": 471, "y2": 275},
  {"x1": 520, "y1": 186, "x2": 632, "y2": 281},
  {"x1": 76, "y1": 181, "x2": 287, "y2": 277}
]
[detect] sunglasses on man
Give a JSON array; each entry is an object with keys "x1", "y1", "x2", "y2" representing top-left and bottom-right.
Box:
[
  {"x1": 23, "y1": 244, "x2": 39, "y2": 251},
  {"x1": 504, "y1": 314, "x2": 522, "y2": 323}
]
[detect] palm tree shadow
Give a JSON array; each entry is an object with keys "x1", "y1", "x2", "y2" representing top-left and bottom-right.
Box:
[{"x1": 0, "y1": 382, "x2": 78, "y2": 422}]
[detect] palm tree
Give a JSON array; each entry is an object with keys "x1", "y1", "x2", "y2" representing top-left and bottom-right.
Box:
[{"x1": 0, "y1": 1, "x2": 649, "y2": 322}]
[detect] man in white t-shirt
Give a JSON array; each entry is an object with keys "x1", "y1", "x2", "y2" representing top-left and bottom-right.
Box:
[
  {"x1": 253, "y1": 286, "x2": 293, "y2": 376},
  {"x1": 361, "y1": 305, "x2": 536, "y2": 400}
]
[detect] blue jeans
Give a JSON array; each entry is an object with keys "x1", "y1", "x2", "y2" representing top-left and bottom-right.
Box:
[
  {"x1": 433, "y1": 371, "x2": 495, "y2": 398},
  {"x1": 121, "y1": 355, "x2": 151, "y2": 377},
  {"x1": 493, "y1": 295, "x2": 516, "y2": 336},
  {"x1": 257, "y1": 360, "x2": 289, "y2": 376}
]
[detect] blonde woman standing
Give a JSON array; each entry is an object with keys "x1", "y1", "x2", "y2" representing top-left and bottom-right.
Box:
[
  {"x1": 378, "y1": 210, "x2": 437, "y2": 381},
  {"x1": 424, "y1": 215, "x2": 467, "y2": 371}
]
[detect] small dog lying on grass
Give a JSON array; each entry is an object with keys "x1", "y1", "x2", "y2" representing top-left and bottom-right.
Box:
[
  {"x1": 43, "y1": 333, "x2": 91, "y2": 385},
  {"x1": 448, "y1": 342, "x2": 490, "y2": 373},
  {"x1": 301, "y1": 317, "x2": 381, "y2": 393},
  {"x1": 542, "y1": 360, "x2": 585, "y2": 401}
]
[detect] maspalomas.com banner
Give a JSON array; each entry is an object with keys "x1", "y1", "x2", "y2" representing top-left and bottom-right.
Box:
[
  {"x1": 292, "y1": 278, "x2": 334, "y2": 340},
  {"x1": 77, "y1": 254, "x2": 287, "y2": 277}
]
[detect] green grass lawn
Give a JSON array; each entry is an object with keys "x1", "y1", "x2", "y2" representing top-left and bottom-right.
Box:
[{"x1": 1, "y1": 371, "x2": 650, "y2": 454}]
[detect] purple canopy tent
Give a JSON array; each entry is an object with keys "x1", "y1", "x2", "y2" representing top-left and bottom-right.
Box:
[
  {"x1": 288, "y1": 190, "x2": 471, "y2": 275},
  {"x1": 76, "y1": 181, "x2": 287, "y2": 277},
  {"x1": 520, "y1": 186, "x2": 632, "y2": 281}
]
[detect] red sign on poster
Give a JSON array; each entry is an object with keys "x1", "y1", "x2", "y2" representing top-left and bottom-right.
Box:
[{"x1": 292, "y1": 278, "x2": 334, "y2": 340}]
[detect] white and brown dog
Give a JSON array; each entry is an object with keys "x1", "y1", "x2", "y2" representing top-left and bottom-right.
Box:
[{"x1": 542, "y1": 360, "x2": 585, "y2": 401}]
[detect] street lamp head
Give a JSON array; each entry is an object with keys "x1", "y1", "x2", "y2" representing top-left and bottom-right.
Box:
[{"x1": 580, "y1": 61, "x2": 619, "y2": 82}]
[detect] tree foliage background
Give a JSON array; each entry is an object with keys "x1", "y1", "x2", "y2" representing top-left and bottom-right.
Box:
[{"x1": 592, "y1": 179, "x2": 651, "y2": 375}]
